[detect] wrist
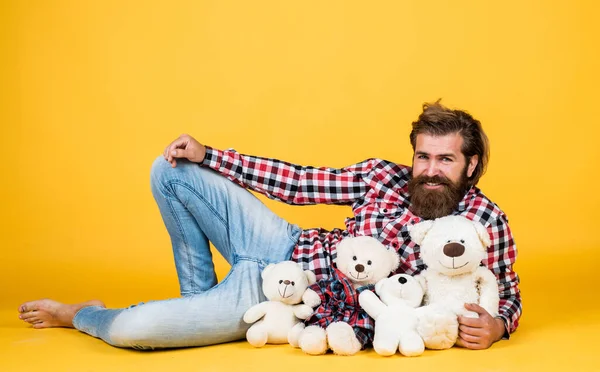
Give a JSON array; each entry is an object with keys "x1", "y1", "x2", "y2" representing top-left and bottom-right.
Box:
[{"x1": 494, "y1": 317, "x2": 507, "y2": 341}]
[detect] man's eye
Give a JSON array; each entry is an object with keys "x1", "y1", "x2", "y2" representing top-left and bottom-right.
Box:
[
  {"x1": 417, "y1": 155, "x2": 428, "y2": 160},
  {"x1": 442, "y1": 157, "x2": 452, "y2": 162}
]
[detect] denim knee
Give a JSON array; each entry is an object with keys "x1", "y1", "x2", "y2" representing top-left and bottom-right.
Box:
[{"x1": 107, "y1": 313, "x2": 158, "y2": 350}]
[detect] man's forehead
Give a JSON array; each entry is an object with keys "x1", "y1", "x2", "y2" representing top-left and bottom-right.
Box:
[{"x1": 414, "y1": 133, "x2": 464, "y2": 155}]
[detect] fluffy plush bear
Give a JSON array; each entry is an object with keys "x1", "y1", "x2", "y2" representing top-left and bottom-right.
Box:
[
  {"x1": 409, "y1": 215, "x2": 500, "y2": 350},
  {"x1": 288, "y1": 236, "x2": 400, "y2": 356},
  {"x1": 243, "y1": 261, "x2": 316, "y2": 347},
  {"x1": 359, "y1": 274, "x2": 425, "y2": 357}
]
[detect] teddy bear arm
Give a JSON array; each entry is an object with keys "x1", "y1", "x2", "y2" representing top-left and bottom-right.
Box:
[
  {"x1": 243, "y1": 302, "x2": 269, "y2": 324},
  {"x1": 302, "y1": 288, "x2": 322, "y2": 308},
  {"x1": 475, "y1": 267, "x2": 500, "y2": 316},
  {"x1": 358, "y1": 290, "x2": 386, "y2": 319},
  {"x1": 292, "y1": 304, "x2": 314, "y2": 320}
]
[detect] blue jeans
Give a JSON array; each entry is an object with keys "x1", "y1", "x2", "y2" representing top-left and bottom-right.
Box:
[{"x1": 72, "y1": 156, "x2": 302, "y2": 349}]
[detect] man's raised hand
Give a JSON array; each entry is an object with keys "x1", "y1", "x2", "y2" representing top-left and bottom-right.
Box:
[{"x1": 163, "y1": 134, "x2": 207, "y2": 167}]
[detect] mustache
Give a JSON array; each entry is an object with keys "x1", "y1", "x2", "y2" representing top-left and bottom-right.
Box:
[{"x1": 412, "y1": 174, "x2": 452, "y2": 186}]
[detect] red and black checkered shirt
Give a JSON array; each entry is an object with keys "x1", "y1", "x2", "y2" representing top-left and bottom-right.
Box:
[
  {"x1": 202, "y1": 146, "x2": 522, "y2": 335},
  {"x1": 304, "y1": 268, "x2": 376, "y2": 348}
]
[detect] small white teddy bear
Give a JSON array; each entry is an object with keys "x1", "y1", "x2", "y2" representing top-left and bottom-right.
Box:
[
  {"x1": 243, "y1": 261, "x2": 316, "y2": 347},
  {"x1": 409, "y1": 215, "x2": 500, "y2": 350},
  {"x1": 288, "y1": 236, "x2": 400, "y2": 356},
  {"x1": 359, "y1": 274, "x2": 425, "y2": 357}
]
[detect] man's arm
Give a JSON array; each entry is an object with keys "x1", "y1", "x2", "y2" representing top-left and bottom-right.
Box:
[
  {"x1": 456, "y1": 213, "x2": 522, "y2": 349},
  {"x1": 163, "y1": 134, "x2": 372, "y2": 205}
]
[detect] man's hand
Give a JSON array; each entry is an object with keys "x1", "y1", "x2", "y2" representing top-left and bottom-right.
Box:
[
  {"x1": 163, "y1": 134, "x2": 206, "y2": 167},
  {"x1": 455, "y1": 303, "x2": 505, "y2": 350}
]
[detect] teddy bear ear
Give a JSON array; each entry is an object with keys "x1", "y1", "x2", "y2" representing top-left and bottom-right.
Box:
[
  {"x1": 471, "y1": 220, "x2": 492, "y2": 248},
  {"x1": 409, "y1": 220, "x2": 434, "y2": 245},
  {"x1": 304, "y1": 270, "x2": 317, "y2": 285},
  {"x1": 261, "y1": 263, "x2": 276, "y2": 279}
]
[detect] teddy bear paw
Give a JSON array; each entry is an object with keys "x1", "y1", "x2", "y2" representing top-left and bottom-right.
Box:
[
  {"x1": 298, "y1": 325, "x2": 328, "y2": 355},
  {"x1": 417, "y1": 309, "x2": 458, "y2": 350},
  {"x1": 326, "y1": 322, "x2": 362, "y2": 356}
]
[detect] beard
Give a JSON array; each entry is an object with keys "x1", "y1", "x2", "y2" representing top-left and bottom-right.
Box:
[{"x1": 408, "y1": 167, "x2": 471, "y2": 220}]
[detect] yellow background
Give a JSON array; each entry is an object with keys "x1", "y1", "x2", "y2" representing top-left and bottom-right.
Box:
[{"x1": 1, "y1": 0, "x2": 599, "y2": 370}]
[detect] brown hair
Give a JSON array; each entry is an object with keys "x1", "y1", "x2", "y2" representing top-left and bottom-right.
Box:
[{"x1": 409, "y1": 100, "x2": 490, "y2": 186}]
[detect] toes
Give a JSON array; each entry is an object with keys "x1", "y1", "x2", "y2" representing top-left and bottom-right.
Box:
[
  {"x1": 24, "y1": 316, "x2": 41, "y2": 324},
  {"x1": 33, "y1": 322, "x2": 48, "y2": 329},
  {"x1": 19, "y1": 301, "x2": 41, "y2": 313},
  {"x1": 19, "y1": 311, "x2": 38, "y2": 320}
]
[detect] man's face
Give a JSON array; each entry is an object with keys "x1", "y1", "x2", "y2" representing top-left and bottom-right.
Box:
[{"x1": 408, "y1": 133, "x2": 478, "y2": 219}]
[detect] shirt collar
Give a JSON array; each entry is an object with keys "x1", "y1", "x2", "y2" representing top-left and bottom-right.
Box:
[{"x1": 456, "y1": 186, "x2": 477, "y2": 213}]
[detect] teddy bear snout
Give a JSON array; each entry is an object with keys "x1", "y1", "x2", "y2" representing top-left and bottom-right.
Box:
[
  {"x1": 443, "y1": 242, "x2": 465, "y2": 257},
  {"x1": 355, "y1": 264, "x2": 365, "y2": 273}
]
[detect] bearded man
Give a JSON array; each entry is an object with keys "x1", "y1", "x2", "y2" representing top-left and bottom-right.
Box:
[{"x1": 19, "y1": 101, "x2": 521, "y2": 351}]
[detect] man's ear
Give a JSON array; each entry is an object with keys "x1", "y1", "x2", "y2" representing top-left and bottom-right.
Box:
[
  {"x1": 467, "y1": 154, "x2": 479, "y2": 178},
  {"x1": 409, "y1": 220, "x2": 434, "y2": 245},
  {"x1": 471, "y1": 220, "x2": 491, "y2": 248},
  {"x1": 304, "y1": 270, "x2": 317, "y2": 285}
]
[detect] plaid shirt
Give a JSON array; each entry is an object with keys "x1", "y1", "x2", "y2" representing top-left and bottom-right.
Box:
[
  {"x1": 202, "y1": 147, "x2": 522, "y2": 335},
  {"x1": 303, "y1": 267, "x2": 375, "y2": 348}
]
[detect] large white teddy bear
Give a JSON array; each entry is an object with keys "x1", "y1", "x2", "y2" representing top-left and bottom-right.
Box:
[
  {"x1": 243, "y1": 261, "x2": 316, "y2": 347},
  {"x1": 409, "y1": 215, "x2": 500, "y2": 350},
  {"x1": 288, "y1": 236, "x2": 400, "y2": 356},
  {"x1": 359, "y1": 274, "x2": 425, "y2": 357}
]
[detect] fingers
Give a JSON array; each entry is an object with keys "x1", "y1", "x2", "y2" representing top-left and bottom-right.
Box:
[
  {"x1": 464, "y1": 303, "x2": 487, "y2": 315},
  {"x1": 458, "y1": 314, "x2": 484, "y2": 327},
  {"x1": 456, "y1": 336, "x2": 484, "y2": 350},
  {"x1": 163, "y1": 135, "x2": 190, "y2": 167},
  {"x1": 162, "y1": 134, "x2": 205, "y2": 167}
]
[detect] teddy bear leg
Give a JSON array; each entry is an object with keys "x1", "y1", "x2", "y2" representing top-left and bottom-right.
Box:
[
  {"x1": 372, "y1": 327, "x2": 400, "y2": 356},
  {"x1": 288, "y1": 322, "x2": 305, "y2": 348},
  {"x1": 326, "y1": 322, "x2": 362, "y2": 356},
  {"x1": 416, "y1": 307, "x2": 458, "y2": 350},
  {"x1": 245, "y1": 321, "x2": 269, "y2": 348},
  {"x1": 298, "y1": 325, "x2": 328, "y2": 355},
  {"x1": 398, "y1": 331, "x2": 425, "y2": 357}
]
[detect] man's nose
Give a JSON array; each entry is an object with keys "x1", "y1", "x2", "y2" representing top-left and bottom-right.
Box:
[{"x1": 424, "y1": 161, "x2": 439, "y2": 177}]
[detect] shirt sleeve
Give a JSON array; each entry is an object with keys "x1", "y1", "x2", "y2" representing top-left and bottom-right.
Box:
[
  {"x1": 484, "y1": 213, "x2": 522, "y2": 337},
  {"x1": 201, "y1": 146, "x2": 372, "y2": 205}
]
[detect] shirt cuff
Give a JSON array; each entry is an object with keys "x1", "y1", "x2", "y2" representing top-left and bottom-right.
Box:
[
  {"x1": 496, "y1": 315, "x2": 511, "y2": 340},
  {"x1": 201, "y1": 145, "x2": 223, "y2": 169}
]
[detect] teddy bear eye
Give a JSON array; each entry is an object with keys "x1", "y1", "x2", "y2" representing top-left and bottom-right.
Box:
[
  {"x1": 279, "y1": 280, "x2": 283, "y2": 284},
  {"x1": 446, "y1": 240, "x2": 451, "y2": 243},
  {"x1": 352, "y1": 256, "x2": 357, "y2": 261},
  {"x1": 460, "y1": 239, "x2": 465, "y2": 244},
  {"x1": 367, "y1": 260, "x2": 372, "y2": 265},
  {"x1": 291, "y1": 281, "x2": 295, "y2": 286}
]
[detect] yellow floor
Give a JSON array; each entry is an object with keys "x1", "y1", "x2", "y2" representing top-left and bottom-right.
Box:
[
  {"x1": 2, "y1": 306, "x2": 599, "y2": 372},
  {"x1": 2, "y1": 248, "x2": 600, "y2": 372}
]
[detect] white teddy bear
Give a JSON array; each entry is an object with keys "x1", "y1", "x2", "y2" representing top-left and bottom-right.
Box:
[
  {"x1": 288, "y1": 236, "x2": 400, "y2": 356},
  {"x1": 409, "y1": 215, "x2": 500, "y2": 350},
  {"x1": 359, "y1": 274, "x2": 425, "y2": 357},
  {"x1": 243, "y1": 261, "x2": 316, "y2": 347}
]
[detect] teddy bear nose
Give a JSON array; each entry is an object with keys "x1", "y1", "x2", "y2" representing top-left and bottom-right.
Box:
[
  {"x1": 355, "y1": 264, "x2": 365, "y2": 272},
  {"x1": 398, "y1": 276, "x2": 407, "y2": 284},
  {"x1": 443, "y1": 242, "x2": 465, "y2": 257},
  {"x1": 283, "y1": 280, "x2": 291, "y2": 285}
]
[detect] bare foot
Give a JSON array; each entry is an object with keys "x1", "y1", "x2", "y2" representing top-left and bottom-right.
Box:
[{"x1": 18, "y1": 299, "x2": 105, "y2": 329}]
